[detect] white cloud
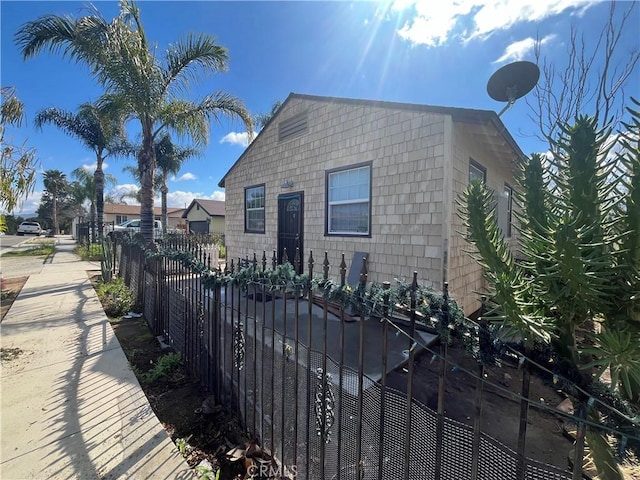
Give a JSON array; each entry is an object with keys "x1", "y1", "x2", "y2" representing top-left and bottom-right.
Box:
[
  {"x1": 6, "y1": 190, "x2": 43, "y2": 216},
  {"x1": 81, "y1": 161, "x2": 109, "y2": 172},
  {"x1": 493, "y1": 34, "x2": 556, "y2": 64},
  {"x1": 106, "y1": 185, "x2": 225, "y2": 209},
  {"x1": 220, "y1": 131, "x2": 251, "y2": 147},
  {"x1": 172, "y1": 172, "x2": 197, "y2": 182},
  {"x1": 109, "y1": 184, "x2": 140, "y2": 204},
  {"x1": 165, "y1": 190, "x2": 225, "y2": 208},
  {"x1": 393, "y1": 0, "x2": 597, "y2": 47}
]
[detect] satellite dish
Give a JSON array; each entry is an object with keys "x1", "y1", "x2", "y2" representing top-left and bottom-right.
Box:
[{"x1": 487, "y1": 61, "x2": 540, "y2": 116}]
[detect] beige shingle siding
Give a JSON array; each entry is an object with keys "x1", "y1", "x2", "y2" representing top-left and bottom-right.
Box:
[
  {"x1": 447, "y1": 122, "x2": 519, "y2": 314},
  {"x1": 225, "y1": 97, "x2": 446, "y2": 291},
  {"x1": 224, "y1": 96, "x2": 521, "y2": 315}
]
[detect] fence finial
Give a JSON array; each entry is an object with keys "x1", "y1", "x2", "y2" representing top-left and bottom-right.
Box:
[
  {"x1": 340, "y1": 253, "x2": 347, "y2": 287},
  {"x1": 323, "y1": 252, "x2": 330, "y2": 279},
  {"x1": 272, "y1": 250, "x2": 277, "y2": 269},
  {"x1": 262, "y1": 251, "x2": 267, "y2": 272},
  {"x1": 294, "y1": 247, "x2": 301, "y2": 273},
  {"x1": 308, "y1": 250, "x2": 315, "y2": 277},
  {"x1": 359, "y1": 256, "x2": 368, "y2": 286}
]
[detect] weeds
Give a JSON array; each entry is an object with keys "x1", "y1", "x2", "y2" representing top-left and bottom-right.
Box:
[
  {"x1": 76, "y1": 241, "x2": 103, "y2": 261},
  {"x1": 175, "y1": 435, "x2": 193, "y2": 456},
  {"x1": 3, "y1": 245, "x2": 54, "y2": 258},
  {"x1": 96, "y1": 277, "x2": 133, "y2": 317},
  {"x1": 140, "y1": 352, "x2": 183, "y2": 385}
]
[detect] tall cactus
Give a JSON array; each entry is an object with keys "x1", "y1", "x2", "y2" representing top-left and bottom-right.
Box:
[
  {"x1": 101, "y1": 236, "x2": 114, "y2": 283},
  {"x1": 461, "y1": 101, "x2": 640, "y2": 479}
]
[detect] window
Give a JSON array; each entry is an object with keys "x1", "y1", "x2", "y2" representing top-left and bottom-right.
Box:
[
  {"x1": 503, "y1": 184, "x2": 513, "y2": 237},
  {"x1": 326, "y1": 163, "x2": 371, "y2": 236},
  {"x1": 116, "y1": 215, "x2": 128, "y2": 224},
  {"x1": 245, "y1": 185, "x2": 265, "y2": 233},
  {"x1": 469, "y1": 158, "x2": 486, "y2": 184}
]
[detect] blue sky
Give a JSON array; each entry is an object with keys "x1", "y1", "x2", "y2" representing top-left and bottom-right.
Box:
[{"x1": 2, "y1": 0, "x2": 639, "y2": 215}]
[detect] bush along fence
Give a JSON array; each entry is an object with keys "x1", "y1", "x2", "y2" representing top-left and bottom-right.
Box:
[{"x1": 114, "y1": 236, "x2": 637, "y2": 480}]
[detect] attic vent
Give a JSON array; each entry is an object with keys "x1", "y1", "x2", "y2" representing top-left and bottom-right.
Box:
[{"x1": 279, "y1": 112, "x2": 308, "y2": 141}]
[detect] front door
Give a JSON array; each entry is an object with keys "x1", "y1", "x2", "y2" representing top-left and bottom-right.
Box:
[{"x1": 277, "y1": 192, "x2": 304, "y2": 273}]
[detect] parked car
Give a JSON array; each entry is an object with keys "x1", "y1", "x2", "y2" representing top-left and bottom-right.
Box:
[
  {"x1": 17, "y1": 221, "x2": 42, "y2": 236},
  {"x1": 105, "y1": 219, "x2": 163, "y2": 239}
]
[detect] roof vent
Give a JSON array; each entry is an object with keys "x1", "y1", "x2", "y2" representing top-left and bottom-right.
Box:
[{"x1": 279, "y1": 112, "x2": 308, "y2": 141}]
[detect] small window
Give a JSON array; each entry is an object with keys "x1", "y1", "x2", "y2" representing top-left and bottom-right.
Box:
[
  {"x1": 116, "y1": 215, "x2": 128, "y2": 224},
  {"x1": 326, "y1": 163, "x2": 371, "y2": 236},
  {"x1": 279, "y1": 112, "x2": 308, "y2": 141},
  {"x1": 469, "y1": 158, "x2": 486, "y2": 184},
  {"x1": 245, "y1": 184, "x2": 265, "y2": 233},
  {"x1": 503, "y1": 184, "x2": 513, "y2": 237}
]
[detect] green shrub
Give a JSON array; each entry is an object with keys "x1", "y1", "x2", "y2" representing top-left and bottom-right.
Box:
[
  {"x1": 96, "y1": 277, "x2": 133, "y2": 317},
  {"x1": 140, "y1": 352, "x2": 183, "y2": 385},
  {"x1": 218, "y1": 245, "x2": 226, "y2": 259}
]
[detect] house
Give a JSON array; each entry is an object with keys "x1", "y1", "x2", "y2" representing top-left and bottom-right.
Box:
[
  {"x1": 181, "y1": 199, "x2": 225, "y2": 234},
  {"x1": 102, "y1": 203, "x2": 186, "y2": 231},
  {"x1": 219, "y1": 93, "x2": 524, "y2": 315}
]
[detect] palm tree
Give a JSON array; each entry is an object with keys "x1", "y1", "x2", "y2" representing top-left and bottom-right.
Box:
[
  {"x1": 17, "y1": 0, "x2": 253, "y2": 243},
  {"x1": 154, "y1": 133, "x2": 199, "y2": 234},
  {"x1": 34, "y1": 103, "x2": 129, "y2": 240},
  {"x1": 1, "y1": 86, "x2": 37, "y2": 218},
  {"x1": 72, "y1": 166, "x2": 117, "y2": 241},
  {"x1": 42, "y1": 170, "x2": 67, "y2": 235}
]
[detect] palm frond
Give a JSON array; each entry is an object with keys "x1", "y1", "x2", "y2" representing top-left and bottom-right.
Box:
[{"x1": 163, "y1": 33, "x2": 228, "y2": 96}]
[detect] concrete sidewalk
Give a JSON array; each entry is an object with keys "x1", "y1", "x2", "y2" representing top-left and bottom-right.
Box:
[{"x1": 1, "y1": 237, "x2": 191, "y2": 479}]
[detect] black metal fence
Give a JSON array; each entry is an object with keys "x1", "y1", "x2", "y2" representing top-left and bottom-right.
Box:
[{"x1": 115, "y1": 238, "x2": 597, "y2": 480}]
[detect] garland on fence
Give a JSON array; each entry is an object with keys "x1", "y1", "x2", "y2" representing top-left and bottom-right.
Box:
[{"x1": 121, "y1": 236, "x2": 639, "y2": 452}]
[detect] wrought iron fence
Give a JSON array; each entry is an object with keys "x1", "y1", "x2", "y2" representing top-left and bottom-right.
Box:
[{"x1": 115, "y1": 238, "x2": 601, "y2": 480}]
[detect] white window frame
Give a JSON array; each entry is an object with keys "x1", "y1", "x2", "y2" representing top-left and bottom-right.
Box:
[
  {"x1": 326, "y1": 163, "x2": 371, "y2": 236},
  {"x1": 245, "y1": 184, "x2": 265, "y2": 233}
]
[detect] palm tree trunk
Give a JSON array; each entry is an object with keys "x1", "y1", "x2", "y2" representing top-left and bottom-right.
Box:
[
  {"x1": 95, "y1": 160, "x2": 105, "y2": 240},
  {"x1": 139, "y1": 129, "x2": 156, "y2": 244},
  {"x1": 161, "y1": 174, "x2": 168, "y2": 235},
  {"x1": 52, "y1": 190, "x2": 59, "y2": 235}
]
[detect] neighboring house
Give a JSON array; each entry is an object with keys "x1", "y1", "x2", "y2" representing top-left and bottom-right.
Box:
[
  {"x1": 102, "y1": 203, "x2": 186, "y2": 232},
  {"x1": 181, "y1": 199, "x2": 225, "y2": 234},
  {"x1": 219, "y1": 93, "x2": 523, "y2": 315}
]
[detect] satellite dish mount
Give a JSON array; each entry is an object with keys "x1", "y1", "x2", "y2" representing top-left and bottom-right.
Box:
[{"x1": 487, "y1": 61, "x2": 540, "y2": 117}]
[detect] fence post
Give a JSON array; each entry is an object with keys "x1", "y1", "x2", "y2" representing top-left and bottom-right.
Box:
[
  {"x1": 471, "y1": 296, "x2": 488, "y2": 480},
  {"x1": 434, "y1": 282, "x2": 450, "y2": 480},
  {"x1": 305, "y1": 250, "x2": 314, "y2": 480},
  {"x1": 404, "y1": 272, "x2": 418, "y2": 480},
  {"x1": 516, "y1": 351, "x2": 531, "y2": 480},
  {"x1": 571, "y1": 402, "x2": 587, "y2": 480},
  {"x1": 355, "y1": 255, "x2": 368, "y2": 480},
  {"x1": 378, "y1": 281, "x2": 391, "y2": 480}
]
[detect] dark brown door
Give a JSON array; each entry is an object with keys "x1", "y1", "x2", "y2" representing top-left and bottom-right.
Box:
[{"x1": 277, "y1": 192, "x2": 303, "y2": 273}]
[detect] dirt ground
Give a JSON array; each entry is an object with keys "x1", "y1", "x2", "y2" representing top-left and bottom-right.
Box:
[
  {"x1": 1, "y1": 276, "x2": 28, "y2": 322},
  {"x1": 107, "y1": 312, "x2": 250, "y2": 478}
]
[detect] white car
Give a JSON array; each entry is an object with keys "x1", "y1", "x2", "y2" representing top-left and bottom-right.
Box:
[
  {"x1": 17, "y1": 221, "x2": 42, "y2": 236},
  {"x1": 106, "y1": 219, "x2": 162, "y2": 239}
]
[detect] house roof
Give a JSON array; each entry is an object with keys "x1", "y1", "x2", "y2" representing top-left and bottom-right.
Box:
[
  {"x1": 181, "y1": 199, "x2": 225, "y2": 218},
  {"x1": 218, "y1": 92, "x2": 526, "y2": 188},
  {"x1": 103, "y1": 203, "x2": 185, "y2": 218}
]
